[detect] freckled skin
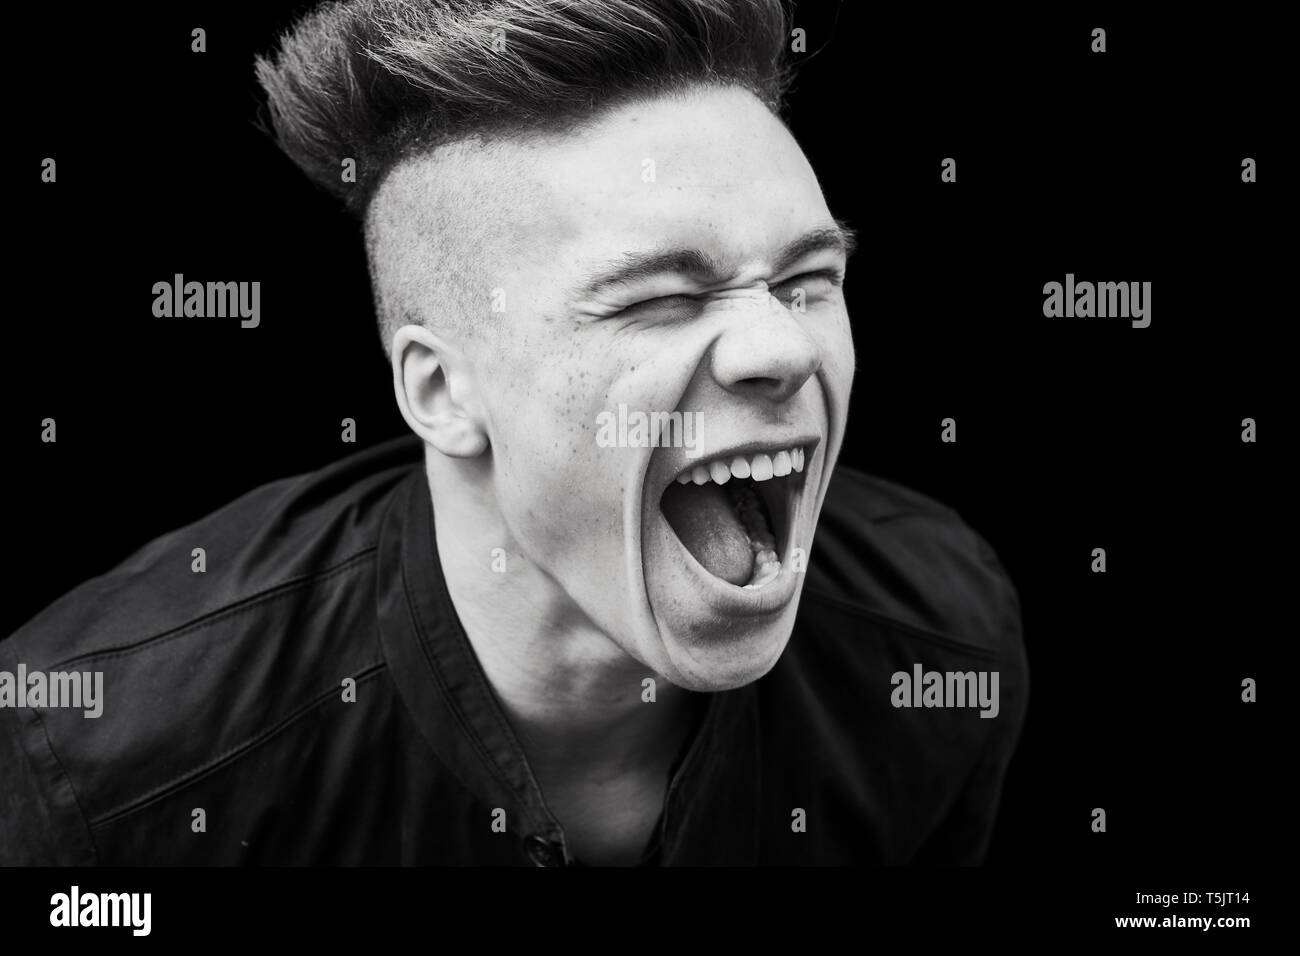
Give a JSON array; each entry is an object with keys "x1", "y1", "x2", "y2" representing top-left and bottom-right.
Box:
[{"x1": 379, "y1": 85, "x2": 854, "y2": 698}]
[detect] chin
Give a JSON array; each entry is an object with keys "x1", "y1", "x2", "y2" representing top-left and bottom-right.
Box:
[{"x1": 656, "y1": 618, "x2": 796, "y2": 692}]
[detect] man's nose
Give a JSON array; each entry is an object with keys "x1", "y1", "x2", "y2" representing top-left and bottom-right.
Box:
[{"x1": 707, "y1": 294, "x2": 821, "y2": 405}]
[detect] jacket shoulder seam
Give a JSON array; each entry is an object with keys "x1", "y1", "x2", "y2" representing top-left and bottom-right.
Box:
[
  {"x1": 87, "y1": 659, "x2": 388, "y2": 829},
  {"x1": 801, "y1": 585, "x2": 1007, "y2": 661},
  {"x1": 49, "y1": 547, "x2": 378, "y2": 669}
]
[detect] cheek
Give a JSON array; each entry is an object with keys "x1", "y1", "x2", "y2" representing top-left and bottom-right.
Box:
[
  {"x1": 492, "y1": 422, "x2": 613, "y2": 567},
  {"x1": 807, "y1": 309, "x2": 855, "y2": 394},
  {"x1": 482, "y1": 332, "x2": 597, "y2": 459},
  {"x1": 483, "y1": 345, "x2": 630, "y2": 534}
]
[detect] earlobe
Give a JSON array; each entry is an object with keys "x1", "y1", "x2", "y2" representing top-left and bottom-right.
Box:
[{"x1": 391, "y1": 324, "x2": 489, "y2": 458}]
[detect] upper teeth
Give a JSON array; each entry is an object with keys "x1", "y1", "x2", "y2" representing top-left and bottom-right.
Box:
[{"x1": 676, "y1": 447, "x2": 806, "y2": 485}]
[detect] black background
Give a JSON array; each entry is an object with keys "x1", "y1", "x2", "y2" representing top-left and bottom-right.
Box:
[{"x1": 4, "y1": 0, "x2": 1281, "y2": 920}]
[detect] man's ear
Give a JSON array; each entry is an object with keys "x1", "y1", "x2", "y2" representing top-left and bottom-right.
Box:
[{"x1": 391, "y1": 323, "x2": 489, "y2": 458}]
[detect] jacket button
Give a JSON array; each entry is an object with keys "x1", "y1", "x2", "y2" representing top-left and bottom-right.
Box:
[{"x1": 524, "y1": 835, "x2": 564, "y2": 867}]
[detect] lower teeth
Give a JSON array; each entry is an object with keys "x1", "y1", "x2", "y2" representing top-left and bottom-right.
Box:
[
  {"x1": 730, "y1": 483, "x2": 781, "y2": 590},
  {"x1": 741, "y1": 558, "x2": 781, "y2": 590}
]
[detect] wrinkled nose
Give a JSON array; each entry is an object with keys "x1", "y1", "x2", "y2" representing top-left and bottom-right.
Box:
[{"x1": 707, "y1": 291, "x2": 821, "y2": 405}]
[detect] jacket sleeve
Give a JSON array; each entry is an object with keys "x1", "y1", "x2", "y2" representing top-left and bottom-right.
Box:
[
  {"x1": 911, "y1": 721, "x2": 1023, "y2": 864},
  {"x1": 912, "y1": 532, "x2": 1028, "y2": 865},
  {"x1": 0, "y1": 642, "x2": 98, "y2": 866}
]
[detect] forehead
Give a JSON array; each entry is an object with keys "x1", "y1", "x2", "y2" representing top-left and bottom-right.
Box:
[
  {"x1": 534, "y1": 85, "x2": 830, "y2": 270},
  {"x1": 542, "y1": 84, "x2": 820, "y2": 204},
  {"x1": 374, "y1": 85, "x2": 832, "y2": 283}
]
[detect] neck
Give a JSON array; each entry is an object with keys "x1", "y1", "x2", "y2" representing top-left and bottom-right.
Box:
[{"x1": 425, "y1": 460, "x2": 696, "y2": 778}]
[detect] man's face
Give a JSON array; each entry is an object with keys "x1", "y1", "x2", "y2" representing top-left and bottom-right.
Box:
[{"x1": 388, "y1": 84, "x2": 854, "y2": 691}]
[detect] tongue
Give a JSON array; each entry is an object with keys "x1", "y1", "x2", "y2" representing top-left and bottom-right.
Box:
[{"x1": 661, "y1": 481, "x2": 753, "y2": 585}]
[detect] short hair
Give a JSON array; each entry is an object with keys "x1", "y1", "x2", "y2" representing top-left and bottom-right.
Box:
[{"x1": 255, "y1": 0, "x2": 796, "y2": 218}]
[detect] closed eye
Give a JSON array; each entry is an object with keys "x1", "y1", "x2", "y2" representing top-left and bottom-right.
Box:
[
  {"x1": 618, "y1": 269, "x2": 844, "y2": 318},
  {"x1": 769, "y1": 269, "x2": 844, "y2": 305},
  {"x1": 617, "y1": 292, "x2": 702, "y2": 319}
]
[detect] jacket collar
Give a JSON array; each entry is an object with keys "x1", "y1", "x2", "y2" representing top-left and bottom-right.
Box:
[{"x1": 375, "y1": 466, "x2": 761, "y2": 865}]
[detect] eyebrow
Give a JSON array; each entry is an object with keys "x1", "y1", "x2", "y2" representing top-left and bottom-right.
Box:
[{"x1": 575, "y1": 219, "x2": 858, "y2": 301}]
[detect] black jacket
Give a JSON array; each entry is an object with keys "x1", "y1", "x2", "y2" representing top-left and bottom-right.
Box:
[{"x1": 0, "y1": 437, "x2": 1027, "y2": 865}]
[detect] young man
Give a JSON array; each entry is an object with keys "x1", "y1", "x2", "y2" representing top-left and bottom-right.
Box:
[{"x1": 1, "y1": 0, "x2": 1026, "y2": 866}]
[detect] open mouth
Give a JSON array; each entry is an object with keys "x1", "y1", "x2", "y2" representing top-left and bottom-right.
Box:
[{"x1": 659, "y1": 446, "x2": 809, "y2": 590}]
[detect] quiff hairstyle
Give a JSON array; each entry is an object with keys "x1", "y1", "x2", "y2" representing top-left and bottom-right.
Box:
[{"x1": 255, "y1": 0, "x2": 796, "y2": 218}]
